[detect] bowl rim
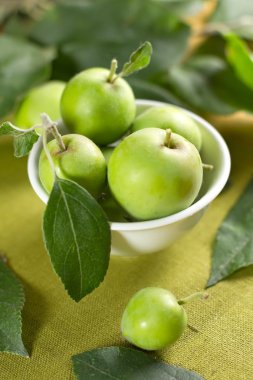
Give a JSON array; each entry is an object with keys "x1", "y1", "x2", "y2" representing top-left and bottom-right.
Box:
[{"x1": 28, "y1": 99, "x2": 231, "y2": 231}]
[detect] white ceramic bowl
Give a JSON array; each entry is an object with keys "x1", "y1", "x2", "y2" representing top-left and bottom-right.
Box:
[{"x1": 28, "y1": 99, "x2": 231, "y2": 256}]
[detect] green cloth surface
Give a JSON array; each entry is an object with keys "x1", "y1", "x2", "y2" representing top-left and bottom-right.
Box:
[{"x1": 0, "y1": 121, "x2": 253, "y2": 380}]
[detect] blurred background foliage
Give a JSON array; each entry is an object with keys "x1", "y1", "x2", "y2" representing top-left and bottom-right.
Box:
[{"x1": 0, "y1": 0, "x2": 253, "y2": 119}]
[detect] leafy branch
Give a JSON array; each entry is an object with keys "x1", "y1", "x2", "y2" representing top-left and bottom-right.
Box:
[{"x1": 0, "y1": 115, "x2": 111, "y2": 302}]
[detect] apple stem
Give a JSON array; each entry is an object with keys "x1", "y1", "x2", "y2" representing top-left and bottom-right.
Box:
[
  {"x1": 41, "y1": 113, "x2": 66, "y2": 152},
  {"x1": 178, "y1": 291, "x2": 209, "y2": 305},
  {"x1": 164, "y1": 129, "x2": 172, "y2": 148},
  {"x1": 108, "y1": 59, "x2": 118, "y2": 83},
  {"x1": 42, "y1": 128, "x2": 57, "y2": 182},
  {"x1": 50, "y1": 125, "x2": 66, "y2": 152},
  {"x1": 202, "y1": 163, "x2": 214, "y2": 171}
]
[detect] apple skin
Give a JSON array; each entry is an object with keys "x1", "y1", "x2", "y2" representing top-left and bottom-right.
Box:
[
  {"x1": 60, "y1": 68, "x2": 136, "y2": 146},
  {"x1": 121, "y1": 287, "x2": 187, "y2": 351},
  {"x1": 132, "y1": 105, "x2": 202, "y2": 151},
  {"x1": 99, "y1": 146, "x2": 132, "y2": 222},
  {"x1": 101, "y1": 146, "x2": 115, "y2": 165},
  {"x1": 108, "y1": 128, "x2": 203, "y2": 220},
  {"x1": 14, "y1": 81, "x2": 65, "y2": 130},
  {"x1": 98, "y1": 191, "x2": 131, "y2": 223},
  {"x1": 39, "y1": 134, "x2": 107, "y2": 197}
]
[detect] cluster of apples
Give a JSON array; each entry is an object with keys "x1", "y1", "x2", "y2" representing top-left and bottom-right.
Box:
[{"x1": 15, "y1": 63, "x2": 204, "y2": 222}]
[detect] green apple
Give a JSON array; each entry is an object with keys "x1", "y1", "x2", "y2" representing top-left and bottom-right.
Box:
[
  {"x1": 60, "y1": 68, "x2": 136, "y2": 146},
  {"x1": 39, "y1": 134, "x2": 107, "y2": 197},
  {"x1": 99, "y1": 146, "x2": 132, "y2": 222},
  {"x1": 14, "y1": 81, "x2": 65, "y2": 130},
  {"x1": 132, "y1": 105, "x2": 202, "y2": 151},
  {"x1": 108, "y1": 128, "x2": 203, "y2": 220},
  {"x1": 98, "y1": 191, "x2": 131, "y2": 223},
  {"x1": 121, "y1": 287, "x2": 187, "y2": 351}
]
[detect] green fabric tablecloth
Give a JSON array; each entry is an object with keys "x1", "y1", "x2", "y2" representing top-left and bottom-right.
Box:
[{"x1": 0, "y1": 120, "x2": 253, "y2": 380}]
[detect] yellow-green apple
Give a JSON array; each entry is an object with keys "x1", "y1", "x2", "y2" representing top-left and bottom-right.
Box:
[
  {"x1": 60, "y1": 68, "x2": 136, "y2": 146},
  {"x1": 14, "y1": 81, "x2": 65, "y2": 130},
  {"x1": 39, "y1": 134, "x2": 107, "y2": 197},
  {"x1": 132, "y1": 105, "x2": 202, "y2": 151},
  {"x1": 121, "y1": 287, "x2": 187, "y2": 350},
  {"x1": 108, "y1": 128, "x2": 203, "y2": 220}
]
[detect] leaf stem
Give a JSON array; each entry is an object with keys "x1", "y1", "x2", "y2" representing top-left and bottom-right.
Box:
[
  {"x1": 2, "y1": 122, "x2": 41, "y2": 134},
  {"x1": 41, "y1": 113, "x2": 66, "y2": 152},
  {"x1": 108, "y1": 59, "x2": 118, "y2": 83},
  {"x1": 50, "y1": 125, "x2": 66, "y2": 152},
  {"x1": 42, "y1": 128, "x2": 57, "y2": 183},
  {"x1": 178, "y1": 291, "x2": 209, "y2": 305}
]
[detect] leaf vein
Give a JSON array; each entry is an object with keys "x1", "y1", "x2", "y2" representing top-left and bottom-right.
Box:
[{"x1": 58, "y1": 182, "x2": 83, "y2": 300}]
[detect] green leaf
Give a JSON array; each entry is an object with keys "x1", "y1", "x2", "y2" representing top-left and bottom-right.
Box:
[
  {"x1": 224, "y1": 33, "x2": 253, "y2": 90},
  {"x1": 166, "y1": 56, "x2": 236, "y2": 114},
  {"x1": 120, "y1": 41, "x2": 153, "y2": 78},
  {"x1": 0, "y1": 35, "x2": 53, "y2": 118},
  {"x1": 72, "y1": 346, "x2": 204, "y2": 380},
  {"x1": 0, "y1": 122, "x2": 39, "y2": 158},
  {"x1": 0, "y1": 122, "x2": 18, "y2": 136},
  {"x1": 180, "y1": 35, "x2": 253, "y2": 114},
  {"x1": 30, "y1": 0, "x2": 190, "y2": 77},
  {"x1": 13, "y1": 132, "x2": 39, "y2": 158},
  {"x1": 207, "y1": 178, "x2": 253, "y2": 287},
  {"x1": 129, "y1": 78, "x2": 185, "y2": 106},
  {"x1": 43, "y1": 178, "x2": 111, "y2": 302},
  {"x1": 166, "y1": 51, "x2": 253, "y2": 114},
  {"x1": 0, "y1": 258, "x2": 28, "y2": 357}
]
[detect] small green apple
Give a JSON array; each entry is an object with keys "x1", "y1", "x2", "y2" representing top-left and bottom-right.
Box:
[
  {"x1": 121, "y1": 287, "x2": 187, "y2": 351},
  {"x1": 39, "y1": 134, "x2": 107, "y2": 197},
  {"x1": 132, "y1": 105, "x2": 202, "y2": 151},
  {"x1": 108, "y1": 128, "x2": 203, "y2": 220},
  {"x1": 60, "y1": 68, "x2": 136, "y2": 146},
  {"x1": 14, "y1": 81, "x2": 65, "y2": 130}
]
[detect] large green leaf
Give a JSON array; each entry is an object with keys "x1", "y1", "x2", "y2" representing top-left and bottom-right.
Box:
[
  {"x1": 207, "y1": 178, "x2": 253, "y2": 287},
  {"x1": 72, "y1": 346, "x2": 204, "y2": 380},
  {"x1": 0, "y1": 35, "x2": 53, "y2": 118},
  {"x1": 224, "y1": 34, "x2": 253, "y2": 90},
  {"x1": 129, "y1": 78, "x2": 185, "y2": 106},
  {"x1": 43, "y1": 178, "x2": 111, "y2": 302},
  {"x1": 166, "y1": 56, "x2": 231, "y2": 114},
  {"x1": 30, "y1": 0, "x2": 190, "y2": 78},
  {"x1": 0, "y1": 258, "x2": 28, "y2": 357},
  {"x1": 165, "y1": 34, "x2": 253, "y2": 114},
  {"x1": 166, "y1": 55, "x2": 253, "y2": 114}
]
